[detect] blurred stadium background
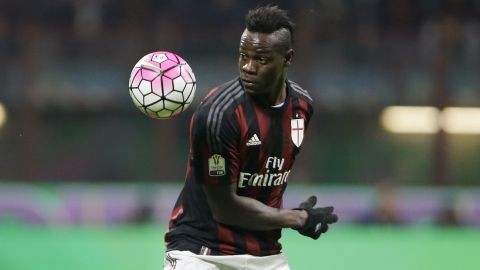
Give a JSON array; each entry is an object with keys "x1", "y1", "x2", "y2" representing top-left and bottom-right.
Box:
[{"x1": 0, "y1": 0, "x2": 479, "y2": 269}]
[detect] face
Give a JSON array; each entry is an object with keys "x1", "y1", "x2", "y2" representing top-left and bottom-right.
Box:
[{"x1": 238, "y1": 29, "x2": 292, "y2": 97}]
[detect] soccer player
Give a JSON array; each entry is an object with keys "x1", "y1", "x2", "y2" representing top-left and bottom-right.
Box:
[{"x1": 164, "y1": 5, "x2": 338, "y2": 270}]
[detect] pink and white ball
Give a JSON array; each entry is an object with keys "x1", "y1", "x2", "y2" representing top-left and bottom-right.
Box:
[{"x1": 128, "y1": 51, "x2": 196, "y2": 119}]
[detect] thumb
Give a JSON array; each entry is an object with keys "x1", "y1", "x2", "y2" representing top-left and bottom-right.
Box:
[{"x1": 299, "y1": 195, "x2": 317, "y2": 209}]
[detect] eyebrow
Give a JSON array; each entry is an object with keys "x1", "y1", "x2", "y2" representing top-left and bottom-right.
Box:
[
  {"x1": 239, "y1": 46, "x2": 274, "y2": 54},
  {"x1": 254, "y1": 48, "x2": 273, "y2": 53}
]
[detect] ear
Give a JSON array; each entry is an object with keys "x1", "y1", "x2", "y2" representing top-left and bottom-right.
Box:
[{"x1": 284, "y1": 49, "x2": 294, "y2": 66}]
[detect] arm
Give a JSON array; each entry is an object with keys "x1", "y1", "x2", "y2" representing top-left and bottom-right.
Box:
[{"x1": 203, "y1": 183, "x2": 307, "y2": 230}]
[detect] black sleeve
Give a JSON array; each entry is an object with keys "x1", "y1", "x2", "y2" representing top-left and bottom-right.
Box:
[{"x1": 191, "y1": 104, "x2": 240, "y2": 185}]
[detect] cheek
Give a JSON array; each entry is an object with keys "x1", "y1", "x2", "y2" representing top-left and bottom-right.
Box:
[
  {"x1": 238, "y1": 58, "x2": 244, "y2": 69},
  {"x1": 261, "y1": 65, "x2": 282, "y2": 81}
]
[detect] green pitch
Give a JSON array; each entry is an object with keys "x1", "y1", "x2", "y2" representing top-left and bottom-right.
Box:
[{"x1": 0, "y1": 223, "x2": 478, "y2": 270}]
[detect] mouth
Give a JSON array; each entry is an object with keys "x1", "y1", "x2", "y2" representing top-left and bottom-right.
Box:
[{"x1": 240, "y1": 78, "x2": 258, "y2": 88}]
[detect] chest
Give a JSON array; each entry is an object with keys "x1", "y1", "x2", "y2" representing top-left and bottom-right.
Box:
[{"x1": 236, "y1": 101, "x2": 308, "y2": 174}]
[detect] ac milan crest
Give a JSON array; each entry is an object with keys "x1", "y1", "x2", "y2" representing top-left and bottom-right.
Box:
[{"x1": 291, "y1": 118, "x2": 305, "y2": 147}]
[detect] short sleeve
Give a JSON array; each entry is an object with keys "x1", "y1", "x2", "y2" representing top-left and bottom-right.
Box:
[{"x1": 191, "y1": 106, "x2": 240, "y2": 186}]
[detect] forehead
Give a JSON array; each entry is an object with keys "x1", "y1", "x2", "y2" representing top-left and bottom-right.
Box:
[{"x1": 239, "y1": 29, "x2": 282, "y2": 53}]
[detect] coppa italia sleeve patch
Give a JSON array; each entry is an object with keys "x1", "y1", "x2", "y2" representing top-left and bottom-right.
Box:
[{"x1": 208, "y1": 154, "x2": 226, "y2": 176}]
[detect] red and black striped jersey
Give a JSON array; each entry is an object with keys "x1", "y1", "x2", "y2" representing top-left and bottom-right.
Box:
[{"x1": 165, "y1": 77, "x2": 313, "y2": 256}]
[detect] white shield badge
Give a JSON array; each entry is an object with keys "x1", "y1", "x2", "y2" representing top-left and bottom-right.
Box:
[{"x1": 291, "y1": 118, "x2": 305, "y2": 147}]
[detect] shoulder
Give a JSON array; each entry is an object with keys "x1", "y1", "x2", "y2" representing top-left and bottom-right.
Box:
[
  {"x1": 200, "y1": 78, "x2": 244, "y2": 107},
  {"x1": 192, "y1": 78, "x2": 245, "y2": 147},
  {"x1": 288, "y1": 80, "x2": 314, "y2": 121},
  {"x1": 287, "y1": 79, "x2": 313, "y2": 106},
  {"x1": 196, "y1": 78, "x2": 245, "y2": 120},
  {"x1": 195, "y1": 78, "x2": 245, "y2": 121}
]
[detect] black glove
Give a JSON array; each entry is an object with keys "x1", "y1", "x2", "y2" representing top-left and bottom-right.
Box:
[{"x1": 294, "y1": 196, "x2": 338, "y2": 239}]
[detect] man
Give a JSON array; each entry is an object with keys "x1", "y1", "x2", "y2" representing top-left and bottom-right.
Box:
[{"x1": 164, "y1": 5, "x2": 338, "y2": 270}]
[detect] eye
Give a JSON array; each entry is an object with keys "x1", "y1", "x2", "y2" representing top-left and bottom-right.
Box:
[
  {"x1": 257, "y1": 56, "x2": 268, "y2": 64},
  {"x1": 239, "y1": 52, "x2": 247, "y2": 60}
]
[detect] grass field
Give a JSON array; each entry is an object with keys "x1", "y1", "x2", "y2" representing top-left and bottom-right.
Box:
[{"x1": 0, "y1": 223, "x2": 479, "y2": 270}]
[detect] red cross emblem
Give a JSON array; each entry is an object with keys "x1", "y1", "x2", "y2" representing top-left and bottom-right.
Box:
[{"x1": 291, "y1": 118, "x2": 304, "y2": 147}]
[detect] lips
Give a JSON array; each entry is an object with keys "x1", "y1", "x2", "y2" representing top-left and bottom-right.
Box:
[{"x1": 241, "y1": 78, "x2": 258, "y2": 87}]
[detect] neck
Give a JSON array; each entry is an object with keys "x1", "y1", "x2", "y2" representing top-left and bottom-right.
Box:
[
  {"x1": 264, "y1": 79, "x2": 287, "y2": 106},
  {"x1": 274, "y1": 81, "x2": 287, "y2": 105}
]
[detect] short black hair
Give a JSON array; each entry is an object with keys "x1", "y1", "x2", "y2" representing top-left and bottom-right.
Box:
[{"x1": 245, "y1": 5, "x2": 294, "y2": 49}]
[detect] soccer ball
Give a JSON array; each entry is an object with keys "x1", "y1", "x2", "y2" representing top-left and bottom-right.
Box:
[{"x1": 128, "y1": 51, "x2": 196, "y2": 119}]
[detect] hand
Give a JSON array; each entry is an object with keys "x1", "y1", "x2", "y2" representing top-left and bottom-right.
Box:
[{"x1": 294, "y1": 196, "x2": 338, "y2": 239}]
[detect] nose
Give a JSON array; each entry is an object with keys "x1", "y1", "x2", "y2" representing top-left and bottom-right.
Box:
[{"x1": 241, "y1": 60, "x2": 256, "y2": 74}]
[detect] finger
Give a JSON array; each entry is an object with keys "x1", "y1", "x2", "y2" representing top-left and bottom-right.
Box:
[
  {"x1": 315, "y1": 222, "x2": 328, "y2": 234},
  {"x1": 320, "y1": 223, "x2": 329, "y2": 233},
  {"x1": 306, "y1": 196, "x2": 317, "y2": 207},
  {"x1": 299, "y1": 195, "x2": 317, "y2": 209},
  {"x1": 313, "y1": 223, "x2": 322, "y2": 239},
  {"x1": 321, "y1": 206, "x2": 334, "y2": 215},
  {"x1": 325, "y1": 213, "x2": 338, "y2": 224}
]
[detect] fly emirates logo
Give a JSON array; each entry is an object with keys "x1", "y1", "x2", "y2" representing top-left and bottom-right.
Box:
[{"x1": 238, "y1": 156, "x2": 290, "y2": 188}]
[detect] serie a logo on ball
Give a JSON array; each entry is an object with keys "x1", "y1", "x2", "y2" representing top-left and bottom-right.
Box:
[{"x1": 128, "y1": 51, "x2": 196, "y2": 119}]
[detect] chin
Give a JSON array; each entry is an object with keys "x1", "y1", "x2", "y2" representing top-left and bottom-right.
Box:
[{"x1": 244, "y1": 87, "x2": 256, "y2": 94}]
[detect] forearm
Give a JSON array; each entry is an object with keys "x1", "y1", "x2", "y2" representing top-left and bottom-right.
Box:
[{"x1": 206, "y1": 190, "x2": 307, "y2": 230}]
